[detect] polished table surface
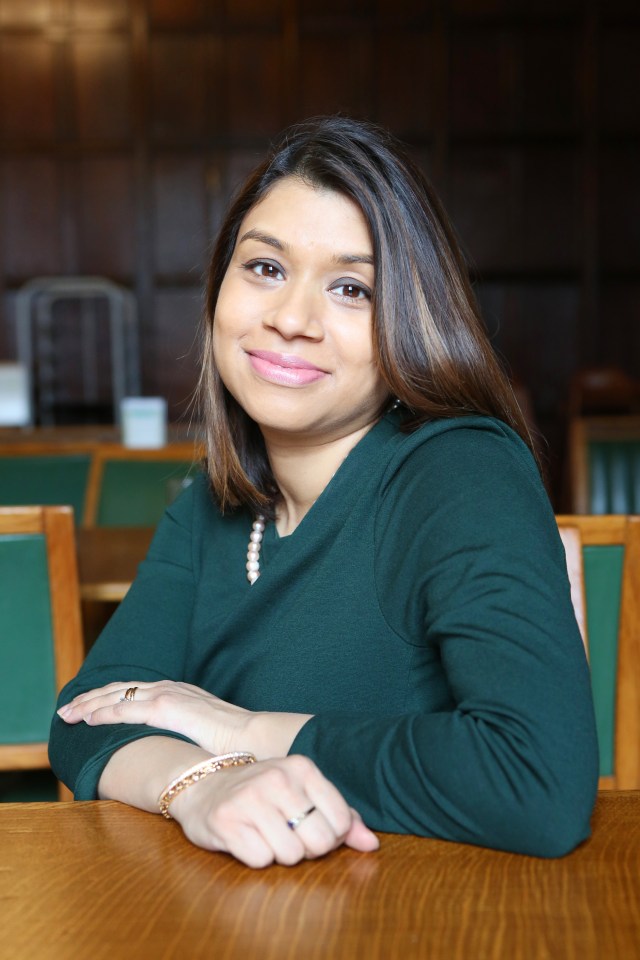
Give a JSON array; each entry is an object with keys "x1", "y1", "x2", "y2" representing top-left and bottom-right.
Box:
[
  {"x1": 2, "y1": 792, "x2": 639, "y2": 960},
  {"x1": 76, "y1": 526, "x2": 154, "y2": 601}
]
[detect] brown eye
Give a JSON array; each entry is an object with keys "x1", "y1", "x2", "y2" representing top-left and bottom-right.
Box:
[
  {"x1": 244, "y1": 259, "x2": 284, "y2": 281},
  {"x1": 331, "y1": 281, "x2": 371, "y2": 301}
]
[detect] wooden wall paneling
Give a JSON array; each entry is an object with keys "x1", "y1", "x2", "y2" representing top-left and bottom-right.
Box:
[
  {"x1": 2, "y1": 158, "x2": 63, "y2": 279},
  {"x1": 71, "y1": 33, "x2": 133, "y2": 140},
  {"x1": 376, "y1": 30, "x2": 436, "y2": 137},
  {"x1": 69, "y1": 0, "x2": 130, "y2": 27},
  {"x1": 76, "y1": 157, "x2": 136, "y2": 277},
  {"x1": 449, "y1": 27, "x2": 519, "y2": 135},
  {"x1": 598, "y1": 284, "x2": 640, "y2": 377},
  {"x1": 0, "y1": 0, "x2": 52, "y2": 27},
  {"x1": 600, "y1": 147, "x2": 640, "y2": 274},
  {"x1": 0, "y1": 35, "x2": 56, "y2": 140},
  {"x1": 226, "y1": 33, "x2": 285, "y2": 136},
  {"x1": 522, "y1": 26, "x2": 581, "y2": 134},
  {"x1": 522, "y1": 147, "x2": 581, "y2": 271},
  {"x1": 375, "y1": 0, "x2": 433, "y2": 19},
  {"x1": 480, "y1": 282, "x2": 582, "y2": 417},
  {"x1": 152, "y1": 156, "x2": 208, "y2": 277},
  {"x1": 148, "y1": 0, "x2": 207, "y2": 25},
  {"x1": 449, "y1": 146, "x2": 522, "y2": 272},
  {"x1": 148, "y1": 289, "x2": 201, "y2": 417},
  {"x1": 225, "y1": 0, "x2": 285, "y2": 28},
  {"x1": 600, "y1": 25, "x2": 640, "y2": 134},
  {"x1": 297, "y1": 28, "x2": 375, "y2": 120},
  {"x1": 150, "y1": 36, "x2": 208, "y2": 142}
]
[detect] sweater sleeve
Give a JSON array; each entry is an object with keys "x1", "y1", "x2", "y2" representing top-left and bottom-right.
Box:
[
  {"x1": 290, "y1": 424, "x2": 599, "y2": 857},
  {"x1": 48, "y1": 478, "x2": 202, "y2": 799}
]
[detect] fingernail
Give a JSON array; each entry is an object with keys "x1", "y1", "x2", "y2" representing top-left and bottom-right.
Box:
[
  {"x1": 83, "y1": 714, "x2": 92, "y2": 724},
  {"x1": 57, "y1": 706, "x2": 71, "y2": 719}
]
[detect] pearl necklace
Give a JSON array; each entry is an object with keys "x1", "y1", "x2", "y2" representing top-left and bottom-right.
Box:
[{"x1": 246, "y1": 515, "x2": 266, "y2": 584}]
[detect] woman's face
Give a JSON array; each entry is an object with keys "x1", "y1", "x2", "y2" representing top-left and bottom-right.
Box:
[{"x1": 212, "y1": 177, "x2": 389, "y2": 446}]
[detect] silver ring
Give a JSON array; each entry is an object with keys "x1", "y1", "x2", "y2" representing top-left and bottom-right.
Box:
[
  {"x1": 286, "y1": 805, "x2": 316, "y2": 831},
  {"x1": 120, "y1": 686, "x2": 138, "y2": 702}
]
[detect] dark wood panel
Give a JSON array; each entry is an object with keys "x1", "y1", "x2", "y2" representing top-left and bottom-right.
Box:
[
  {"x1": 224, "y1": 0, "x2": 285, "y2": 27},
  {"x1": 450, "y1": 147, "x2": 521, "y2": 270},
  {"x1": 0, "y1": 37, "x2": 56, "y2": 140},
  {"x1": 523, "y1": 27, "x2": 581, "y2": 134},
  {"x1": 148, "y1": 0, "x2": 207, "y2": 25},
  {"x1": 226, "y1": 34, "x2": 284, "y2": 135},
  {"x1": 69, "y1": 0, "x2": 130, "y2": 26},
  {"x1": 152, "y1": 156, "x2": 208, "y2": 275},
  {"x1": 0, "y1": 0, "x2": 52, "y2": 25},
  {"x1": 71, "y1": 36, "x2": 132, "y2": 140},
  {"x1": 601, "y1": 148, "x2": 640, "y2": 272},
  {"x1": 522, "y1": 148, "x2": 581, "y2": 270},
  {"x1": 150, "y1": 37, "x2": 208, "y2": 141},
  {"x1": 297, "y1": 33, "x2": 374, "y2": 120},
  {"x1": 600, "y1": 27, "x2": 640, "y2": 133},
  {"x1": 145, "y1": 290, "x2": 202, "y2": 418},
  {"x1": 76, "y1": 158, "x2": 136, "y2": 276},
  {"x1": 1, "y1": 159, "x2": 62, "y2": 277},
  {"x1": 599, "y1": 284, "x2": 640, "y2": 376},
  {"x1": 376, "y1": 32, "x2": 435, "y2": 135},
  {"x1": 450, "y1": 30, "x2": 519, "y2": 135},
  {"x1": 477, "y1": 281, "x2": 581, "y2": 419}
]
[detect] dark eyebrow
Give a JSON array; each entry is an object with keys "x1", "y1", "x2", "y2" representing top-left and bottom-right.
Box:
[
  {"x1": 238, "y1": 228, "x2": 374, "y2": 268},
  {"x1": 237, "y1": 229, "x2": 286, "y2": 252},
  {"x1": 332, "y1": 253, "x2": 375, "y2": 267}
]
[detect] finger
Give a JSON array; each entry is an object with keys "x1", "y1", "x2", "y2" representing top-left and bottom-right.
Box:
[
  {"x1": 343, "y1": 813, "x2": 380, "y2": 852},
  {"x1": 211, "y1": 821, "x2": 277, "y2": 870},
  {"x1": 59, "y1": 694, "x2": 160, "y2": 727},
  {"x1": 58, "y1": 682, "x2": 150, "y2": 718},
  {"x1": 286, "y1": 756, "x2": 354, "y2": 841}
]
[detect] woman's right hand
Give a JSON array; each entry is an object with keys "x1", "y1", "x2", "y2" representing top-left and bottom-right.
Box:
[{"x1": 169, "y1": 754, "x2": 379, "y2": 868}]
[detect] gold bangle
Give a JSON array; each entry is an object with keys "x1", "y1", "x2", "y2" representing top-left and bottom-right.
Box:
[{"x1": 158, "y1": 752, "x2": 256, "y2": 820}]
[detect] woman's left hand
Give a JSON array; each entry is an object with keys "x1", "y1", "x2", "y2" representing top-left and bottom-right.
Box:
[{"x1": 56, "y1": 681, "x2": 309, "y2": 759}]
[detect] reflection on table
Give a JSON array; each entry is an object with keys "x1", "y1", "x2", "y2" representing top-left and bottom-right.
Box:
[{"x1": 2, "y1": 792, "x2": 639, "y2": 959}]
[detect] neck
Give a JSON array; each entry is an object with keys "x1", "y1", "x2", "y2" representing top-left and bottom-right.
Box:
[{"x1": 263, "y1": 422, "x2": 376, "y2": 537}]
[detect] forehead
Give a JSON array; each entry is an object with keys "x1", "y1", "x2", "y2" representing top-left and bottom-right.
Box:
[{"x1": 238, "y1": 177, "x2": 372, "y2": 253}]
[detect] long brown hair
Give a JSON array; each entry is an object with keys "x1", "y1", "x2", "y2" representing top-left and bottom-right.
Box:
[{"x1": 199, "y1": 116, "x2": 536, "y2": 517}]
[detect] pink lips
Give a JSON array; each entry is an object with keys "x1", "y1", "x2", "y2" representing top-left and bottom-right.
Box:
[{"x1": 247, "y1": 350, "x2": 327, "y2": 387}]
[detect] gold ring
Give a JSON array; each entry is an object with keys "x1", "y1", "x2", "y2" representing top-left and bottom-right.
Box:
[{"x1": 123, "y1": 686, "x2": 138, "y2": 702}]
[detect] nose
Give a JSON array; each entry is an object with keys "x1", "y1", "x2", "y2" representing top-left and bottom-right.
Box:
[{"x1": 263, "y1": 280, "x2": 324, "y2": 341}]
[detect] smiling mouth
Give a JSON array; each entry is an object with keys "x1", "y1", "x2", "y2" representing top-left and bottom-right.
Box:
[{"x1": 247, "y1": 350, "x2": 328, "y2": 386}]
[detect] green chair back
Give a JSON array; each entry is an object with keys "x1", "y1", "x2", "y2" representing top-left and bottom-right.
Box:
[
  {"x1": 96, "y1": 459, "x2": 197, "y2": 526},
  {"x1": 583, "y1": 544, "x2": 624, "y2": 779},
  {"x1": 0, "y1": 454, "x2": 90, "y2": 519},
  {"x1": 588, "y1": 441, "x2": 640, "y2": 513},
  {"x1": 0, "y1": 533, "x2": 57, "y2": 744}
]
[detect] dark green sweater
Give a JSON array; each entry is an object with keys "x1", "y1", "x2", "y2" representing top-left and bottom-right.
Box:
[{"x1": 49, "y1": 413, "x2": 599, "y2": 856}]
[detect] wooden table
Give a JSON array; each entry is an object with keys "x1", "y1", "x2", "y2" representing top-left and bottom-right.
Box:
[
  {"x1": 76, "y1": 526, "x2": 154, "y2": 602},
  {"x1": 2, "y1": 792, "x2": 639, "y2": 959}
]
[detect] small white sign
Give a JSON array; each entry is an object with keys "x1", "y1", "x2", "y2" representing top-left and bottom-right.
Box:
[
  {"x1": 120, "y1": 396, "x2": 168, "y2": 448},
  {"x1": 0, "y1": 363, "x2": 30, "y2": 426}
]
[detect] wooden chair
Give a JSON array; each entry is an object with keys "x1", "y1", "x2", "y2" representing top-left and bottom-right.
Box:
[
  {"x1": 0, "y1": 441, "x2": 93, "y2": 522},
  {"x1": 556, "y1": 515, "x2": 640, "y2": 789},
  {"x1": 0, "y1": 506, "x2": 84, "y2": 801},
  {"x1": 83, "y1": 442, "x2": 203, "y2": 527},
  {"x1": 568, "y1": 415, "x2": 640, "y2": 514}
]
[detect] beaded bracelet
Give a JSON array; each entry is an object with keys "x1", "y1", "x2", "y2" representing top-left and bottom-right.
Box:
[{"x1": 158, "y1": 751, "x2": 256, "y2": 820}]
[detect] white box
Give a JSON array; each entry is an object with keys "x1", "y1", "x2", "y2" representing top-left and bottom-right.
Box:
[{"x1": 120, "y1": 396, "x2": 168, "y2": 448}]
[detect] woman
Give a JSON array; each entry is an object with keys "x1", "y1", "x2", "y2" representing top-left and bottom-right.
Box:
[{"x1": 51, "y1": 116, "x2": 598, "y2": 867}]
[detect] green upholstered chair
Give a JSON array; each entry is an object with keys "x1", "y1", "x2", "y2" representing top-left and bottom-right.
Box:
[
  {"x1": 83, "y1": 443, "x2": 203, "y2": 527},
  {"x1": 0, "y1": 506, "x2": 84, "y2": 801},
  {"x1": 0, "y1": 445, "x2": 92, "y2": 521},
  {"x1": 569, "y1": 416, "x2": 640, "y2": 514},
  {"x1": 556, "y1": 515, "x2": 640, "y2": 789}
]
